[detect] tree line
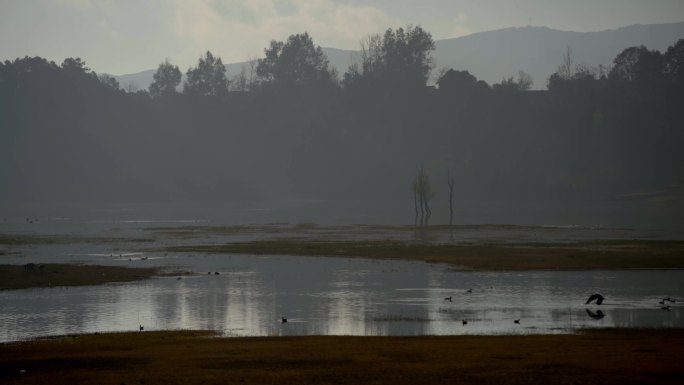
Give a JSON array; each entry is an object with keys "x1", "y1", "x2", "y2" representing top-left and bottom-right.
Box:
[{"x1": 1, "y1": 26, "x2": 682, "y2": 221}]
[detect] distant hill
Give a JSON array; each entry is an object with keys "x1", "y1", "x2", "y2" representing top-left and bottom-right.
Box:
[
  {"x1": 113, "y1": 22, "x2": 684, "y2": 91},
  {"x1": 433, "y1": 22, "x2": 684, "y2": 88}
]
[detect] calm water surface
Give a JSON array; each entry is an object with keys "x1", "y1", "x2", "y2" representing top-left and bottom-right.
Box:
[{"x1": 1, "y1": 252, "x2": 682, "y2": 342}]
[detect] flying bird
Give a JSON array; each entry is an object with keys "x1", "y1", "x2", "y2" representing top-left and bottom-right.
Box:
[
  {"x1": 444, "y1": 296, "x2": 452, "y2": 302},
  {"x1": 585, "y1": 293, "x2": 604, "y2": 305},
  {"x1": 514, "y1": 319, "x2": 520, "y2": 324}
]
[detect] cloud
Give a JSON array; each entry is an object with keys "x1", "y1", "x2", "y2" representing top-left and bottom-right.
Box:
[{"x1": 449, "y1": 11, "x2": 472, "y2": 37}]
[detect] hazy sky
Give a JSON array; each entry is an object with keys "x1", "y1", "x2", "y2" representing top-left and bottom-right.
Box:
[{"x1": 1, "y1": 0, "x2": 683, "y2": 75}]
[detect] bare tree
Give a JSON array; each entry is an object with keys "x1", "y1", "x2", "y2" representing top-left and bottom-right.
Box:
[
  {"x1": 247, "y1": 55, "x2": 258, "y2": 90},
  {"x1": 447, "y1": 170, "x2": 455, "y2": 240},
  {"x1": 559, "y1": 46, "x2": 574, "y2": 80},
  {"x1": 412, "y1": 177, "x2": 420, "y2": 226},
  {"x1": 412, "y1": 167, "x2": 434, "y2": 226},
  {"x1": 517, "y1": 70, "x2": 534, "y2": 90},
  {"x1": 231, "y1": 65, "x2": 248, "y2": 91},
  {"x1": 125, "y1": 81, "x2": 139, "y2": 93}
]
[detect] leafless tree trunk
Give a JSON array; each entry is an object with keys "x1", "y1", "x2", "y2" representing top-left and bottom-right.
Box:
[
  {"x1": 448, "y1": 170, "x2": 455, "y2": 240},
  {"x1": 247, "y1": 55, "x2": 258, "y2": 91},
  {"x1": 412, "y1": 179, "x2": 419, "y2": 227},
  {"x1": 412, "y1": 167, "x2": 433, "y2": 227}
]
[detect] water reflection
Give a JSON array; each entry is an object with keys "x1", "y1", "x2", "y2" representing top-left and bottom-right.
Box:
[{"x1": 1, "y1": 254, "x2": 683, "y2": 342}]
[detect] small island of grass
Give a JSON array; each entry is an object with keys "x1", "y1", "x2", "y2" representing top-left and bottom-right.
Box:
[
  {"x1": 0, "y1": 264, "x2": 158, "y2": 290},
  {"x1": 167, "y1": 238, "x2": 684, "y2": 270}
]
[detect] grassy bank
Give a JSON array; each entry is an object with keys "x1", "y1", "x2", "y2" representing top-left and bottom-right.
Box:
[
  {"x1": 167, "y1": 239, "x2": 684, "y2": 270},
  {"x1": 1, "y1": 329, "x2": 683, "y2": 385},
  {"x1": 0, "y1": 264, "x2": 158, "y2": 290},
  {"x1": 0, "y1": 234, "x2": 154, "y2": 246}
]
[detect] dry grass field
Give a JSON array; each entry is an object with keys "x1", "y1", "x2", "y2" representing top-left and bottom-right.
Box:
[{"x1": 1, "y1": 329, "x2": 683, "y2": 385}]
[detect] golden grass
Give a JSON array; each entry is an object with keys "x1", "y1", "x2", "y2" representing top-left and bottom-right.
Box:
[
  {"x1": 167, "y1": 239, "x2": 684, "y2": 270},
  {"x1": 1, "y1": 329, "x2": 683, "y2": 385},
  {"x1": 0, "y1": 264, "x2": 158, "y2": 290}
]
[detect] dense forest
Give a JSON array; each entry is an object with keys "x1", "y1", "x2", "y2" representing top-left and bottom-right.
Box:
[{"x1": 1, "y1": 26, "x2": 683, "y2": 218}]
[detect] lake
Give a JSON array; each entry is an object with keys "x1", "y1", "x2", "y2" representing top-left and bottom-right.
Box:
[{"x1": 0, "y1": 202, "x2": 682, "y2": 342}]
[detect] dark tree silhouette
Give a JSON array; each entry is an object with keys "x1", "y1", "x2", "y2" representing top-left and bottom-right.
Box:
[
  {"x1": 0, "y1": 29, "x2": 682, "y2": 213},
  {"x1": 61, "y1": 57, "x2": 91, "y2": 75},
  {"x1": 98, "y1": 74, "x2": 120, "y2": 90},
  {"x1": 664, "y1": 39, "x2": 684, "y2": 86},
  {"x1": 256, "y1": 32, "x2": 336, "y2": 88},
  {"x1": 609, "y1": 45, "x2": 663, "y2": 83},
  {"x1": 184, "y1": 51, "x2": 228, "y2": 96},
  {"x1": 344, "y1": 25, "x2": 435, "y2": 90},
  {"x1": 437, "y1": 69, "x2": 478, "y2": 92},
  {"x1": 149, "y1": 59, "x2": 182, "y2": 98}
]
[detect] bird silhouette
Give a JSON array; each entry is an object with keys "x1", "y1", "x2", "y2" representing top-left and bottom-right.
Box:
[
  {"x1": 661, "y1": 305, "x2": 671, "y2": 311},
  {"x1": 514, "y1": 319, "x2": 520, "y2": 324},
  {"x1": 281, "y1": 317, "x2": 287, "y2": 323},
  {"x1": 462, "y1": 320, "x2": 468, "y2": 325},
  {"x1": 585, "y1": 293, "x2": 604, "y2": 305},
  {"x1": 465, "y1": 289, "x2": 472, "y2": 294},
  {"x1": 444, "y1": 296, "x2": 452, "y2": 302}
]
